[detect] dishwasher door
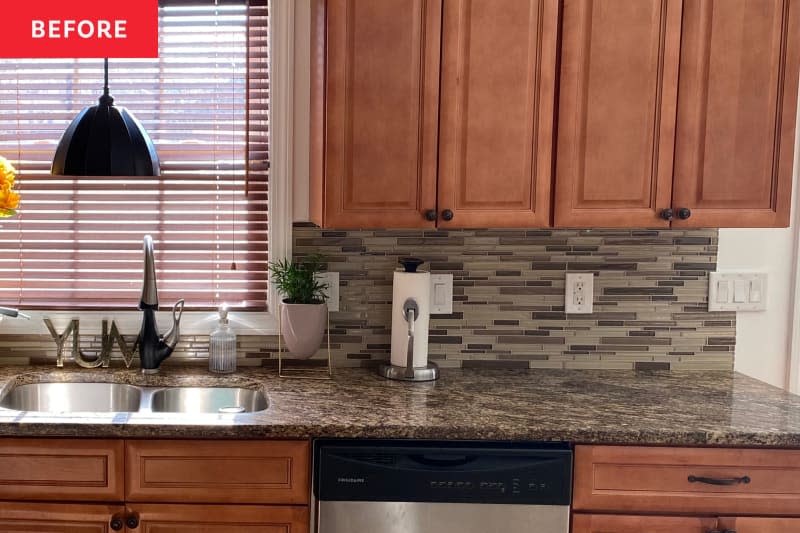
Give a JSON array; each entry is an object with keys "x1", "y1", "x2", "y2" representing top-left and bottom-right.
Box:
[
  {"x1": 314, "y1": 439, "x2": 572, "y2": 533},
  {"x1": 318, "y1": 501, "x2": 569, "y2": 533}
]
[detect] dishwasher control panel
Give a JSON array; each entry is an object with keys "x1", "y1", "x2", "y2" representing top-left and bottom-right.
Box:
[{"x1": 314, "y1": 439, "x2": 572, "y2": 505}]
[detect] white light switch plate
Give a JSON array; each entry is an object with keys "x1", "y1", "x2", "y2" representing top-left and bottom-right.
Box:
[
  {"x1": 565, "y1": 273, "x2": 594, "y2": 314},
  {"x1": 430, "y1": 274, "x2": 454, "y2": 315},
  {"x1": 708, "y1": 272, "x2": 767, "y2": 312},
  {"x1": 317, "y1": 272, "x2": 340, "y2": 312}
]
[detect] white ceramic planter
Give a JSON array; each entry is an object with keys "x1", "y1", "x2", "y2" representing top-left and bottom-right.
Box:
[{"x1": 280, "y1": 301, "x2": 327, "y2": 359}]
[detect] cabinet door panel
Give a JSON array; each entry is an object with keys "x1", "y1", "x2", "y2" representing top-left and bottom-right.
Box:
[
  {"x1": 0, "y1": 502, "x2": 124, "y2": 533},
  {"x1": 437, "y1": 0, "x2": 558, "y2": 228},
  {"x1": 575, "y1": 445, "x2": 800, "y2": 515},
  {"x1": 315, "y1": 0, "x2": 441, "y2": 228},
  {"x1": 721, "y1": 517, "x2": 800, "y2": 533},
  {"x1": 555, "y1": 0, "x2": 682, "y2": 227},
  {"x1": 0, "y1": 438, "x2": 124, "y2": 502},
  {"x1": 132, "y1": 504, "x2": 308, "y2": 533},
  {"x1": 672, "y1": 0, "x2": 800, "y2": 227},
  {"x1": 573, "y1": 514, "x2": 718, "y2": 533},
  {"x1": 125, "y1": 440, "x2": 309, "y2": 505}
]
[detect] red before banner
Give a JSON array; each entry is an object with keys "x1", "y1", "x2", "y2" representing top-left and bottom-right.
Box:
[{"x1": 1, "y1": 0, "x2": 158, "y2": 58}]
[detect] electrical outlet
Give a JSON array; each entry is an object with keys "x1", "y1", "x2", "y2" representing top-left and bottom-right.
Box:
[
  {"x1": 565, "y1": 273, "x2": 594, "y2": 314},
  {"x1": 316, "y1": 272, "x2": 340, "y2": 312}
]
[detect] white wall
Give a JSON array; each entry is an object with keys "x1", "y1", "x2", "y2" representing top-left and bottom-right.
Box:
[{"x1": 719, "y1": 92, "x2": 800, "y2": 390}]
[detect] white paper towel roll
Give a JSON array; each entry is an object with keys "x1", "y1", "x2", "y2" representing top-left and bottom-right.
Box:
[{"x1": 390, "y1": 270, "x2": 431, "y2": 368}]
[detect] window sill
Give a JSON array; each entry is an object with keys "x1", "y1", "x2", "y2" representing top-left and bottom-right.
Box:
[{"x1": 0, "y1": 310, "x2": 279, "y2": 337}]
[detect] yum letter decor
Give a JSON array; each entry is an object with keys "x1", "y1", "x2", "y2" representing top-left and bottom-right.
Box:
[{"x1": 44, "y1": 319, "x2": 137, "y2": 368}]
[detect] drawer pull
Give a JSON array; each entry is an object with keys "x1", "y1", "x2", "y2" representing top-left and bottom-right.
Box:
[{"x1": 688, "y1": 475, "x2": 751, "y2": 486}]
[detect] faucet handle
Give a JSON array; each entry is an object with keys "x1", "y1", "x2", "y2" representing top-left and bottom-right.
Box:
[{"x1": 161, "y1": 299, "x2": 185, "y2": 349}]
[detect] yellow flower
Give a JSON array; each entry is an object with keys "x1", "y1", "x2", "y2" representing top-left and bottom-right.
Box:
[{"x1": 0, "y1": 156, "x2": 19, "y2": 215}]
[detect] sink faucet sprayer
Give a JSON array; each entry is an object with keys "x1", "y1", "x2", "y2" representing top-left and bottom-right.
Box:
[{"x1": 137, "y1": 235, "x2": 184, "y2": 373}]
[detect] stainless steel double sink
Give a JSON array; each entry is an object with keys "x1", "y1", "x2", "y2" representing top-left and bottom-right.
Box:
[{"x1": 0, "y1": 382, "x2": 268, "y2": 414}]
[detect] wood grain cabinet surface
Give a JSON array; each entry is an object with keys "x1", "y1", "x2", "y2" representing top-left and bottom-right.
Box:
[
  {"x1": 130, "y1": 504, "x2": 308, "y2": 533},
  {"x1": 436, "y1": 0, "x2": 558, "y2": 228},
  {"x1": 310, "y1": 0, "x2": 442, "y2": 228},
  {"x1": 0, "y1": 438, "x2": 124, "y2": 502},
  {"x1": 572, "y1": 514, "x2": 720, "y2": 533},
  {"x1": 0, "y1": 501, "x2": 126, "y2": 533},
  {"x1": 553, "y1": 0, "x2": 800, "y2": 228},
  {"x1": 311, "y1": 0, "x2": 559, "y2": 229},
  {"x1": 574, "y1": 445, "x2": 800, "y2": 516},
  {"x1": 672, "y1": 0, "x2": 800, "y2": 228},
  {"x1": 574, "y1": 514, "x2": 800, "y2": 533},
  {"x1": 125, "y1": 440, "x2": 309, "y2": 505},
  {"x1": 312, "y1": 0, "x2": 800, "y2": 230},
  {"x1": 0, "y1": 438, "x2": 312, "y2": 531},
  {"x1": 555, "y1": 0, "x2": 683, "y2": 228}
]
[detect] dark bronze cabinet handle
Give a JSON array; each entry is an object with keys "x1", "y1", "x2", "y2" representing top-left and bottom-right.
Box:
[
  {"x1": 441, "y1": 209, "x2": 454, "y2": 221},
  {"x1": 678, "y1": 207, "x2": 692, "y2": 219},
  {"x1": 424, "y1": 209, "x2": 437, "y2": 221},
  {"x1": 688, "y1": 475, "x2": 750, "y2": 486},
  {"x1": 660, "y1": 208, "x2": 674, "y2": 221},
  {"x1": 110, "y1": 517, "x2": 124, "y2": 531},
  {"x1": 126, "y1": 513, "x2": 140, "y2": 529}
]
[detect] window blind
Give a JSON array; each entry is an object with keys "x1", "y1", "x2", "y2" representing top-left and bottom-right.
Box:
[{"x1": 0, "y1": 0, "x2": 269, "y2": 311}]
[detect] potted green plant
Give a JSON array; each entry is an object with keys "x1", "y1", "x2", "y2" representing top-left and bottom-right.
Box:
[{"x1": 269, "y1": 254, "x2": 329, "y2": 358}]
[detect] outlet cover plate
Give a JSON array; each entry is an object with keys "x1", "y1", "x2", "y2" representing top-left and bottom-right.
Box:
[
  {"x1": 316, "y1": 272, "x2": 340, "y2": 312},
  {"x1": 708, "y1": 272, "x2": 767, "y2": 312},
  {"x1": 430, "y1": 274, "x2": 454, "y2": 315},
  {"x1": 565, "y1": 272, "x2": 594, "y2": 314}
]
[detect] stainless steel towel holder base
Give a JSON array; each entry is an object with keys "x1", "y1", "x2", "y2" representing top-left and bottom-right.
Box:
[{"x1": 377, "y1": 362, "x2": 439, "y2": 382}]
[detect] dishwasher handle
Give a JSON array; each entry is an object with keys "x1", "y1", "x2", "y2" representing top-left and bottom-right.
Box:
[{"x1": 408, "y1": 454, "x2": 476, "y2": 468}]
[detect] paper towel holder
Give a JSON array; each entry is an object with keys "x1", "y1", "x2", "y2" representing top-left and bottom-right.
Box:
[{"x1": 378, "y1": 296, "x2": 439, "y2": 382}]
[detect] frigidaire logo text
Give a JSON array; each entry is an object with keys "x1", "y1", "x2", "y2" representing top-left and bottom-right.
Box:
[{"x1": 337, "y1": 477, "x2": 366, "y2": 484}]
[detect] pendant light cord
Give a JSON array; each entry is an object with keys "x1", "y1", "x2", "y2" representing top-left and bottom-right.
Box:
[{"x1": 99, "y1": 58, "x2": 113, "y2": 106}]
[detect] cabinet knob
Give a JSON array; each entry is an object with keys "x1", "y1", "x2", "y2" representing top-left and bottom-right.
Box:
[
  {"x1": 678, "y1": 207, "x2": 692, "y2": 220},
  {"x1": 126, "y1": 513, "x2": 140, "y2": 529},
  {"x1": 660, "y1": 208, "x2": 674, "y2": 221},
  {"x1": 441, "y1": 209, "x2": 454, "y2": 222},
  {"x1": 110, "y1": 517, "x2": 124, "y2": 531},
  {"x1": 424, "y1": 209, "x2": 437, "y2": 221}
]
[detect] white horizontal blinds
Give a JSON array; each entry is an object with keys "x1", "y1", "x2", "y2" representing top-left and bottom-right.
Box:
[{"x1": 0, "y1": 0, "x2": 269, "y2": 311}]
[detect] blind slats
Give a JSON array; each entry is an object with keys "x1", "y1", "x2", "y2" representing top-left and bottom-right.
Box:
[{"x1": 0, "y1": 1, "x2": 269, "y2": 311}]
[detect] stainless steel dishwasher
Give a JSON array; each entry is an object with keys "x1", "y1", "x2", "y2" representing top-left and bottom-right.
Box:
[{"x1": 314, "y1": 439, "x2": 572, "y2": 533}]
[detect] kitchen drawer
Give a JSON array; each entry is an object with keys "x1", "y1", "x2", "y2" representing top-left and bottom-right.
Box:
[
  {"x1": 125, "y1": 440, "x2": 309, "y2": 505},
  {"x1": 574, "y1": 445, "x2": 800, "y2": 515},
  {"x1": 0, "y1": 438, "x2": 124, "y2": 501},
  {"x1": 572, "y1": 513, "x2": 719, "y2": 533}
]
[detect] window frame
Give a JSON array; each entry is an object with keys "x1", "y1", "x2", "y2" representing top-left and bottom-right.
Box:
[{"x1": 0, "y1": 0, "x2": 292, "y2": 337}]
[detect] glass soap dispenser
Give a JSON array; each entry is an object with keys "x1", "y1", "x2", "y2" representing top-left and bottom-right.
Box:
[{"x1": 209, "y1": 305, "x2": 237, "y2": 373}]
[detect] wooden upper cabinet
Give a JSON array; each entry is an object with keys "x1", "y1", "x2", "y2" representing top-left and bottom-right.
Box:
[
  {"x1": 555, "y1": 0, "x2": 683, "y2": 228},
  {"x1": 672, "y1": 0, "x2": 800, "y2": 228},
  {"x1": 437, "y1": 0, "x2": 559, "y2": 228},
  {"x1": 310, "y1": 0, "x2": 441, "y2": 228}
]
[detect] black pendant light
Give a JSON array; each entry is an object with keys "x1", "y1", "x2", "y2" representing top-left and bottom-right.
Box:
[{"x1": 52, "y1": 59, "x2": 160, "y2": 176}]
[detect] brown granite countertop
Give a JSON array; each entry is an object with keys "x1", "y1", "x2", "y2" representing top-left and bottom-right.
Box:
[{"x1": 0, "y1": 365, "x2": 798, "y2": 446}]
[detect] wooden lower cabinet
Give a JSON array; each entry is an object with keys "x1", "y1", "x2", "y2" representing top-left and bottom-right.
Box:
[
  {"x1": 0, "y1": 438, "x2": 311, "y2": 533},
  {"x1": 720, "y1": 517, "x2": 800, "y2": 533},
  {"x1": 573, "y1": 514, "x2": 800, "y2": 533},
  {"x1": 131, "y1": 504, "x2": 308, "y2": 533},
  {"x1": 0, "y1": 501, "x2": 125, "y2": 533}
]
